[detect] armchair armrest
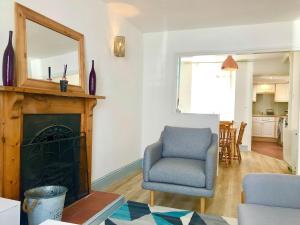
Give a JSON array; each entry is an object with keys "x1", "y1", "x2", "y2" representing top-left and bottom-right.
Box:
[
  {"x1": 143, "y1": 141, "x2": 163, "y2": 182},
  {"x1": 205, "y1": 133, "x2": 218, "y2": 190},
  {"x1": 243, "y1": 173, "x2": 300, "y2": 209}
]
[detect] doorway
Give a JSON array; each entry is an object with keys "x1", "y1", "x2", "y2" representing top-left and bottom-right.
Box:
[
  {"x1": 251, "y1": 53, "x2": 289, "y2": 160},
  {"x1": 176, "y1": 51, "x2": 299, "y2": 172}
]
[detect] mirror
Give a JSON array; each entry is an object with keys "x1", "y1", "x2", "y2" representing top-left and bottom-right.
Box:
[
  {"x1": 16, "y1": 3, "x2": 86, "y2": 93},
  {"x1": 26, "y1": 20, "x2": 80, "y2": 85}
]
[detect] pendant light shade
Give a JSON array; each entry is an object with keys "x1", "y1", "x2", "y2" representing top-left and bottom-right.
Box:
[{"x1": 221, "y1": 55, "x2": 238, "y2": 71}]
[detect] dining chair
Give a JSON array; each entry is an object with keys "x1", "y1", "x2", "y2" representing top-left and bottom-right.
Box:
[
  {"x1": 219, "y1": 124, "x2": 232, "y2": 166},
  {"x1": 234, "y1": 122, "x2": 247, "y2": 163},
  {"x1": 220, "y1": 120, "x2": 234, "y2": 128}
]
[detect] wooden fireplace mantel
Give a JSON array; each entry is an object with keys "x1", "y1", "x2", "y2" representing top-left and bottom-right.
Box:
[
  {"x1": 0, "y1": 86, "x2": 105, "y2": 200},
  {"x1": 0, "y1": 86, "x2": 106, "y2": 100}
]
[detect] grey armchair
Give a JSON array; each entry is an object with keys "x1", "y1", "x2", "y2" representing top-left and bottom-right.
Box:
[
  {"x1": 142, "y1": 126, "x2": 218, "y2": 213},
  {"x1": 239, "y1": 173, "x2": 300, "y2": 225}
]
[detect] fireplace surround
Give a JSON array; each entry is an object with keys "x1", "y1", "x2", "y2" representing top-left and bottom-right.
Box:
[{"x1": 0, "y1": 86, "x2": 105, "y2": 200}]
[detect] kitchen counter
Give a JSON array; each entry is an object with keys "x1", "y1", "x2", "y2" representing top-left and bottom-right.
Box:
[
  {"x1": 253, "y1": 115, "x2": 287, "y2": 117},
  {"x1": 252, "y1": 116, "x2": 280, "y2": 138}
]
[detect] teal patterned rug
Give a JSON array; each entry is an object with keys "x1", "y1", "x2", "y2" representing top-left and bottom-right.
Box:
[{"x1": 101, "y1": 201, "x2": 237, "y2": 225}]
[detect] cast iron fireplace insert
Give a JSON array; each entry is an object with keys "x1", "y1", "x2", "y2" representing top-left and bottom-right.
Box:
[{"x1": 20, "y1": 114, "x2": 89, "y2": 224}]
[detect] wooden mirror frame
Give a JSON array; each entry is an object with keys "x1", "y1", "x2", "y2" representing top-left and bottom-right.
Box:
[{"x1": 15, "y1": 3, "x2": 86, "y2": 93}]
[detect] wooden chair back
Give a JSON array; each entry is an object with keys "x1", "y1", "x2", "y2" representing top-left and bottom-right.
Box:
[
  {"x1": 220, "y1": 120, "x2": 234, "y2": 128},
  {"x1": 237, "y1": 122, "x2": 247, "y2": 145},
  {"x1": 219, "y1": 124, "x2": 232, "y2": 147}
]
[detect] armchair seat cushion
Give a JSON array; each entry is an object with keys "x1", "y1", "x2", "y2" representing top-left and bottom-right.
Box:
[
  {"x1": 149, "y1": 158, "x2": 206, "y2": 188},
  {"x1": 238, "y1": 204, "x2": 300, "y2": 225}
]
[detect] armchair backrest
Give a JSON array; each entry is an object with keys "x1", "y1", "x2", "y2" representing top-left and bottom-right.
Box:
[{"x1": 161, "y1": 126, "x2": 212, "y2": 160}]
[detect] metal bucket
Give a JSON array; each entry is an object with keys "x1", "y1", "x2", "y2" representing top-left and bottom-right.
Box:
[{"x1": 23, "y1": 186, "x2": 68, "y2": 225}]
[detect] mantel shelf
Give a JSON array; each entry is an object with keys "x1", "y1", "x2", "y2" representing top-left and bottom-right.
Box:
[{"x1": 0, "y1": 86, "x2": 106, "y2": 99}]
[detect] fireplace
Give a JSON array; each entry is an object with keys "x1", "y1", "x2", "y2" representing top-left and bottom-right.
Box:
[
  {"x1": 19, "y1": 114, "x2": 90, "y2": 224},
  {"x1": 0, "y1": 88, "x2": 104, "y2": 202},
  {"x1": 21, "y1": 114, "x2": 89, "y2": 206}
]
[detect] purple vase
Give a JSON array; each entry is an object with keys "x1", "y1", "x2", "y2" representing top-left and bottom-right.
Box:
[
  {"x1": 89, "y1": 60, "x2": 96, "y2": 95},
  {"x1": 2, "y1": 31, "x2": 14, "y2": 86}
]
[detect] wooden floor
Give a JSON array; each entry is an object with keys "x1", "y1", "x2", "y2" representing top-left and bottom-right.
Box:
[
  {"x1": 252, "y1": 141, "x2": 283, "y2": 160},
  {"x1": 104, "y1": 152, "x2": 290, "y2": 218}
]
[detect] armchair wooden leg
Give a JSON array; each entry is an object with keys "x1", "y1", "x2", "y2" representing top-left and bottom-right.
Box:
[
  {"x1": 200, "y1": 197, "x2": 205, "y2": 214},
  {"x1": 150, "y1": 191, "x2": 154, "y2": 207}
]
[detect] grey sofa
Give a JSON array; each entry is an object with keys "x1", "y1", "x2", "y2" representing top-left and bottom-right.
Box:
[
  {"x1": 239, "y1": 173, "x2": 300, "y2": 225},
  {"x1": 142, "y1": 126, "x2": 218, "y2": 213}
]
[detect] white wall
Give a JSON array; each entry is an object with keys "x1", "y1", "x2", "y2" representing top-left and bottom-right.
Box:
[
  {"x1": 288, "y1": 52, "x2": 300, "y2": 173},
  {"x1": 142, "y1": 21, "x2": 300, "y2": 151},
  {"x1": 0, "y1": 0, "x2": 14, "y2": 83},
  {"x1": 234, "y1": 62, "x2": 254, "y2": 150},
  {"x1": 178, "y1": 62, "x2": 192, "y2": 113},
  {"x1": 0, "y1": 0, "x2": 143, "y2": 181},
  {"x1": 142, "y1": 32, "x2": 221, "y2": 150}
]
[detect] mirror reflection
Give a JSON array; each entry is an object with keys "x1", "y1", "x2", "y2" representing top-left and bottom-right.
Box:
[{"x1": 26, "y1": 20, "x2": 80, "y2": 86}]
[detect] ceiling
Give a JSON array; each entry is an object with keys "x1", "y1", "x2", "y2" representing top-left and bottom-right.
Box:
[
  {"x1": 104, "y1": 0, "x2": 300, "y2": 32},
  {"x1": 181, "y1": 52, "x2": 290, "y2": 79},
  {"x1": 181, "y1": 52, "x2": 289, "y2": 63}
]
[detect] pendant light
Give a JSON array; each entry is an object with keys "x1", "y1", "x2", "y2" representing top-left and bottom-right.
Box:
[{"x1": 221, "y1": 55, "x2": 238, "y2": 71}]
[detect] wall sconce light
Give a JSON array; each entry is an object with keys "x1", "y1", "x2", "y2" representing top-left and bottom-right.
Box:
[{"x1": 114, "y1": 36, "x2": 125, "y2": 57}]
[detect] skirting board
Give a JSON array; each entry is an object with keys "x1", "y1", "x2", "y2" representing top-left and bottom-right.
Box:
[
  {"x1": 240, "y1": 145, "x2": 249, "y2": 151},
  {"x1": 92, "y1": 159, "x2": 143, "y2": 191}
]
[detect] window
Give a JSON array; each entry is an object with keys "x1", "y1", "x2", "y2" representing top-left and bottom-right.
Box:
[{"x1": 177, "y1": 56, "x2": 236, "y2": 120}]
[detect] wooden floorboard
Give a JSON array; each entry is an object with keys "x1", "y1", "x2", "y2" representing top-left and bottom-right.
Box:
[{"x1": 104, "y1": 152, "x2": 290, "y2": 218}]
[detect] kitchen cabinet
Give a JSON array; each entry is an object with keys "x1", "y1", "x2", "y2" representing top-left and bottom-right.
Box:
[
  {"x1": 252, "y1": 116, "x2": 277, "y2": 138},
  {"x1": 275, "y1": 83, "x2": 289, "y2": 102},
  {"x1": 255, "y1": 84, "x2": 275, "y2": 94},
  {"x1": 252, "y1": 118, "x2": 262, "y2": 136},
  {"x1": 261, "y1": 120, "x2": 276, "y2": 137}
]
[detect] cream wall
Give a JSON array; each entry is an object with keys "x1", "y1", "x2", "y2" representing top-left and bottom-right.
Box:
[
  {"x1": 0, "y1": 0, "x2": 143, "y2": 181},
  {"x1": 142, "y1": 21, "x2": 300, "y2": 152}
]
